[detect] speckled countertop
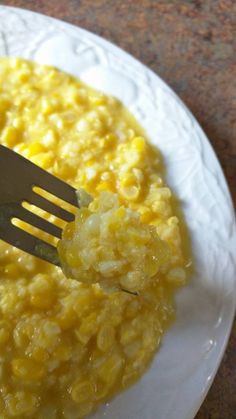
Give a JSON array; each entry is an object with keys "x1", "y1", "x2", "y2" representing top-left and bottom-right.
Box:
[{"x1": 1, "y1": 0, "x2": 235, "y2": 417}]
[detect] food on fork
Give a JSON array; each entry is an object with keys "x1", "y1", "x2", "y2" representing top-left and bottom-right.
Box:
[{"x1": 58, "y1": 190, "x2": 170, "y2": 293}]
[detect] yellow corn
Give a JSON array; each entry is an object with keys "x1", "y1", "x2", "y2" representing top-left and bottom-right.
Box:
[
  {"x1": 71, "y1": 380, "x2": 94, "y2": 403},
  {"x1": 0, "y1": 57, "x2": 188, "y2": 419},
  {"x1": 97, "y1": 324, "x2": 115, "y2": 351},
  {"x1": 132, "y1": 136, "x2": 145, "y2": 152},
  {"x1": 1, "y1": 126, "x2": 21, "y2": 147},
  {"x1": 11, "y1": 358, "x2": 45, "y2": 381}
]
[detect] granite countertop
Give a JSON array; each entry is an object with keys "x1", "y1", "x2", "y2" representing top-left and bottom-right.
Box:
[{"x1": 1, "y1": 0, "x2": 235, "y2": 417}]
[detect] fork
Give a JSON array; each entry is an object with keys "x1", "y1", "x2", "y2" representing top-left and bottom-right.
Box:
[{"x1": 0, "y1": 144, "x2": 78, "y2": 266}]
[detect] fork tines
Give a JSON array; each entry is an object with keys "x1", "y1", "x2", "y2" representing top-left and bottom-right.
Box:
[{"x1": 0, "y1": 144, "x2": 78, "y2": 265}]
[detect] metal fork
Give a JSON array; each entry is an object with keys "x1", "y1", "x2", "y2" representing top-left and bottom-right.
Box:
[{"x1": 0, "y1": 144, "x2": 78, "y2": 266}]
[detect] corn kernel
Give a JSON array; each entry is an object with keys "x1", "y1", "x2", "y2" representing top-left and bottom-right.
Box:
[
  {"x1": 54, "y1": 345, "x2": 72, "y2": 361},
  {"x1": 1, "y1": 126, "x2": 21, "y2": 147},
  {"x1": 31, "y1": 151, "x2": 53, "y2": 169},
  {"x1": 0, "y1": 327, "x2": 10, "y2": 345},
  {"x1": 97, "y1": 324, "x2": 115, "y2": 351},
  {"x1": 4, "y1": 263, "x2": 20, "y2": 277},
  {"x1": 71, "y1": 380, "x2": 94, "y2": 403},
  {"x1": 0, "y1": 98, "x2": 10, "y2": 112},
  {"x1": 167, "y1": 267, "x2": 186, "y2": 285},
  {"x1": 120, "y1": 185, "x2": 140, "y2": 201},
  {"x1": 5, "y1": 392, "x2": 37, "y2": 416},
  {"x1": 31, "y1": 347, "x2": 49, "y2": 362},
  {"x1": 75, "y1": 312, "x2": 98, "y2": 344},
  {"x1": 132, "y1": 136, "x2": 146, "y2": 152},
  {"x1": 96, "y1": 181, "x2": 114, "y2": 192},
  {"x1": 41, "y1": 97, "x2": 59, "y2": 115},
  {"x1": 12, "y1": 117, "x2": 24, "y2": 129},
  {"x1": 11, "y1": 358, "x2": 45, "y2": 381},
  {"x1": 140, "y1": 208, "x2": 153, "y2": 223},
  {"x1": 15, "y1": 68, "x2": 31, "y2": 82},
  {"x1": 90, "y1": 94, "x2": 106, "y2": 106},
  {"x1": 120, "y1": 323, "x2": 138, "y2": 345},
  {"x1": 97, "y1": 353, "x2": 123, "y2": 386},
  {"x1": 28, "y1": 142, "x2": 45, "y2": 156},
  {"x1": 28, "y1": 274, "x2": 55, "y2": 309},
  {"x1": 57, "y1": 308, "x2": 77, "y2": 331},
  {"x1": 115, "y1": 207, "x2": 126, "y2": 219},
  {"x1": 42, "y1": 129, "x2": 57, "y2": 147},
  {"x1": 94, "y1": 380, "x2": 109, "y2": 400},
  {"x1": 30, "y1": 294, "x2": 55, "y2": 309},
  {"x1": 120, "y1": 173, "x2": 136, "y2": 187}
]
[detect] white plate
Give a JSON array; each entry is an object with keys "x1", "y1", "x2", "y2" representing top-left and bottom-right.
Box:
[{"x1": 0, "y1": 6, "x2": 235, "y2": 419}]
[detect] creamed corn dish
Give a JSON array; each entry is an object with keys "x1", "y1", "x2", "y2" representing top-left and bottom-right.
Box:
[{"x1": 0, "y1": 57, "x2": 189, "y2": 418}]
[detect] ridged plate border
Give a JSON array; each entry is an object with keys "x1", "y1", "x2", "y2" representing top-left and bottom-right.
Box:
[{"x1": 0, "y1": 6, "x2": 235, "y2": 419}]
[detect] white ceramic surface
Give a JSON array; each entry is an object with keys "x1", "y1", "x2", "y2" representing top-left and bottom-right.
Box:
[{"x1": 0, "y1": 6, "x2": 235, "y2": 419}]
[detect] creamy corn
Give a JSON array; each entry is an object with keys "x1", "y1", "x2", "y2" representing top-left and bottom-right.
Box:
[
  {"x1": 0, "y1": 57, "x2": 189, "y2": 418},
  {"x1": 58, "y1": 191, "x2": 170, "y2": 293}
]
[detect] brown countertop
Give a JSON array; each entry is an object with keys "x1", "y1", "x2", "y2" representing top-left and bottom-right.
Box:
[{"x1": 1, "y1": 0, "x2": 235, "y2": 417}]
